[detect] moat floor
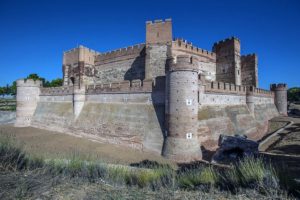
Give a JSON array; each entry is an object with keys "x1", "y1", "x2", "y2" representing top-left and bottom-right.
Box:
[
  {"x1": 0, "y1": 125, "x2": 173, "y2": 165},
  {"x1": 0, "y1": 116, "x2": 299, "y2": 165}
]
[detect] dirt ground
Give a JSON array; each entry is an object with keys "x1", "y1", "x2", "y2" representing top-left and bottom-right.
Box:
[
  {"x1": 0, "y1": 114, "x2": 298, "y2": 165},
  {"x1": 0, "y1": 125, "x2": 173, "y2": 166},
  {"x1": 264, "y1": 116, "x2": 300, "y2": 155}
]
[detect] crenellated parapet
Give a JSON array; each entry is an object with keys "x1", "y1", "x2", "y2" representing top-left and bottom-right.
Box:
[
  {"x1": 204, "y1": 81, "x2": 246, "y2": 95},
  {"x1": 241, "y1": 53, "x2": 256, "y2": 59},
  {"x1": 40, "y1": 86, "x2": 74, "y2": 96},
  {"x1": 212, "y1": 36, "x2": 241, "y2": 50},
  {"x1": 246, "y1": 86, "x2": 274, "y2": 98},
  {"x1": 16, "y1": 79, "x2": 42, "y2": 87},
  {"x1": 63, "y1": 45, "x2": 100, "y2": 55},
  {"x1": 85, "y1": 79, "x2": 153, "y2": 94},
  {"x1": 172, "y1": 38, "x2": 216, "y2": 60},
  {"x1": 95, "y1": 44, "x2": 145, "y2": 65},
  {"x1": 170, "y1": 55, "x2": 199, "y2": 72}
]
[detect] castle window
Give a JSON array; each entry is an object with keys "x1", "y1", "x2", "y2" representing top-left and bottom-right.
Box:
[
  {"x1": 157, "y1": 32, "x2": 159, "y2": 37},
  {"x1": 238, "y1": 70, "x2": 240, "y2": 75}
]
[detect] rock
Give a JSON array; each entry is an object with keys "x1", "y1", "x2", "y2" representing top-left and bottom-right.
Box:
[{"x1": 211, "y1": 134, "x2": 259, "y2": 164}]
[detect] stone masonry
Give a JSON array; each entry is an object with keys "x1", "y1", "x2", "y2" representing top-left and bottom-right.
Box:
[{"x1": 15, "y1": 19, "x2": 287, "y2": 162}]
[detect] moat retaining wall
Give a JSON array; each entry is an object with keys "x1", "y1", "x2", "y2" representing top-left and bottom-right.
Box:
[{"x1": 27, "y1": 80, "x2": 278, "y2": 154}]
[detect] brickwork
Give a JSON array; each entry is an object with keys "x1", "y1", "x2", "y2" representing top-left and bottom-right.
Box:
[
  {"x1": 213, "y1": 37, "x2": 241, "y2": 85},
  {"x1": 146, "y1": 19, "x2": 172, "y2": 45},
  {"x1": 241, "y1": 54, "x2": 258, "y2": 87},
  {"x1": 163, "y1": 55, "x2": 202, "y2": 162},
  {"x1": 14, "y1": 18, "x2": 287, "y2": 163}
]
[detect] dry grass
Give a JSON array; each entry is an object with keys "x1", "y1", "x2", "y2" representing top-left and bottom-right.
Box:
[{"x1": 0, "y1": 133, "x2": 296, "y2": 199}]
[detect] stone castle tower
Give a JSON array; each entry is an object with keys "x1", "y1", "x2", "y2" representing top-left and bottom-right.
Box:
[
  {"x1": 270, "y1": 83, "x2": 288, "y2": 116},
  {"x1": 15, "y1": 19, "x2": 288, "y2": 162}
]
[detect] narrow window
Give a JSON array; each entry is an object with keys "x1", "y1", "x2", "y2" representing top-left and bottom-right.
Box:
[{"x1": 157, "y1": 32, "x2": 159, "y2": 37}]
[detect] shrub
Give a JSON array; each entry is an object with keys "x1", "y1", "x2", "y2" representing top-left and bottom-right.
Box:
[
  {"x1": 177, "y1": 166, "x2": 218, "y2": 189},
  {"x1": 225, "y1": 157, "x2": 278, "y2": 188}
]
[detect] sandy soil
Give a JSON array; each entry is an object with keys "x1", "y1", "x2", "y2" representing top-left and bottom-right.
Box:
[{"x1": 0, "y1": 124, "x2": 173, "y2": 166}]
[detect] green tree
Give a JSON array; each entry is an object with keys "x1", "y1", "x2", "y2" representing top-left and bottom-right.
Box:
[
  {"x1": 26, "y1": 73, "x2": 42, "y2": 81},
  {"x1": 10, "y1": 81, "x2": 17, "y2": 95},
  {"x1": 0, "y1": 87, "x2": 4, "y2": 97},
  {"x1": 288, "y1": 87, "x2": 300, "y2": 102},
  {"x1": 49, "y1": 78, "x2": 63, "y2": 87}
]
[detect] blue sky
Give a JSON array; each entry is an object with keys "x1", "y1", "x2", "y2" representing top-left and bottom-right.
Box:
[{"x1": 0, "y1": 0, "x2": 299, "y2": 89}]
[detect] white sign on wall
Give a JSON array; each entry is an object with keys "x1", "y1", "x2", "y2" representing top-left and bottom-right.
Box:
[
  {"x1": 186, "y1": 133, "x2": 193, "y2": 139},
  {"x1": 186, "y1": 99, "x2": 192, "y2": 106}
]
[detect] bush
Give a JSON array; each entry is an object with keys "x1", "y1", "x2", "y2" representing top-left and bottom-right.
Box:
[
  {"x1": 177, "y1": 166, "x2": 218, "y2": 189},
  {"x1": 225, "y1": 157, "x2": 279, "y2": 188}
]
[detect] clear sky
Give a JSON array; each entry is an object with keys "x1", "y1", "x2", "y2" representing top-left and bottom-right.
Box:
[{"x1": 0, "y1": 0, "x2": 299, "y2": 89}]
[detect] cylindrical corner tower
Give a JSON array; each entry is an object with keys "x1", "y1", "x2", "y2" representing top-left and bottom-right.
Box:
[
  {"x1": 246, "y1": 86, "x2": 255, "y2": 115},
  {"x1": 163, "y1": 55, "x2": 202, "y2": 162},
  {"x1": 270, "y1": 83, "x2": 288, "y2": 116},
  {"x1": 15, "y1": 79, "x2": 41, "y2": 127},
  {"x1": 73, "y1": 85, "x2": 85, "y2": 119}
]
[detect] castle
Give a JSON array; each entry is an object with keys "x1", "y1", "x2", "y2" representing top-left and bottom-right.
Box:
[{"x1": 15, "y1": 19, "x2": 287, "y2": 162}]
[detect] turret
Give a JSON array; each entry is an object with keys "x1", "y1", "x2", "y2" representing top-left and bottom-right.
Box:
[
  {"x1": 246, "y1": 86, "x2": 255, "y2": 115},
  {"x1": 163, "y1": 55, "x2": 202, "y2": 162},
  {"x1": 73, "y1": 85, "x2": 85, "y2": 119},
  {"x1": 15, "y1": 79, "x2": 42, "y2": 127},
  {"x1": 270, "y1": 83, "x2": 288, "y2": 116}
]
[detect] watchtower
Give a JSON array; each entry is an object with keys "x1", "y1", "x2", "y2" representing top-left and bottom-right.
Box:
[
  {"x1": 15, "y1": 79, "x2": 42, "y2": 127},
  {"x1": 145, "y1": 19, "x2": 172, "y2": 80},
  {"x1": 62, "y1": 45, "x2": 98, "y2": 87},
  {"x1": 163, "y1": 55, "x2": 202, "y2": 162},
  {"x1": 213, "y1": 37, "x2": 241, "y2": 85},
  {"x1": 270, "y1": 83, "x2": 288, "y2": 116}
]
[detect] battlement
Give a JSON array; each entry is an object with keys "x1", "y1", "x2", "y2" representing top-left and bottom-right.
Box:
[
  {"x1": 172, "y1": 38, "x2": 216, "y2": 60},
  {"x1": 247, "y1": 86, "x2": 274, "y2": 97},
  {"x1": 85, "y1": 79, "x2": 154, "y2": 94},
  {"x1": 40, "y1": 86, "x2": 74, "y2": 96},
  {"x1": 170, "y1": 55, "x2": 199, "y2": 71},
  {"x1": 212, "y1": 36, "x2": 240, "y2": 49},
  {"x1": 270, "y1": 83, "x2": 287, "y2": 91},
  {"x1": 16, "y1": 79, "x2": 42, "y2": 87},
  {"x1": 146, "y1": 18, "x2": 172, "y2": 25},
  {"x1": 204, "y1": 81, "x2": 246, "y2": 95},
  {"x1": 95, "y1": 44, "x2": 145, "y2": 63},
  {"x1": 63, "y1": 45, "x2": 100, "y2": 55},
  {"x1": 146, "y1": 18, "x2": 172, "y2": 45},
  {"x1": 241, "y1": 53, "x2": 256, "y2": 59}
]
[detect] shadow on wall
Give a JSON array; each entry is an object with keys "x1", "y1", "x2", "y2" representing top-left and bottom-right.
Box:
[
  {"x1": 124, "y1": 48, "x2": 146, "y2": 81},
  {"x1": 151, "y1": 76, "x2": 166, "y2": 155}
]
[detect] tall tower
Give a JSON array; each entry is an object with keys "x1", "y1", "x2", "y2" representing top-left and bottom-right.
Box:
[
  {"x1": 163, "y1": 55, "x2": 202, "y2": 162},
  {"x1": 62, "y1": 45, "x2": 97, "y2": 87},
  {"x1": 15, "y1": 79, "x2": 41, "y2": 127},
  {"x1": 145, "y1": 19, "x2": 172, "y2": 80},
  {"x1": 270, "y1": 83, "x2": 288, "y2": 116},
  {"x1": 213, "y1": 37, "x2": 241, "y2": 85}
]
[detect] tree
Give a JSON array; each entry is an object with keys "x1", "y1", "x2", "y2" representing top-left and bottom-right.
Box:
[
  {"x1": 0, "y1": 87, "x2": 4, "y2": 97},
  {"x1": 26, "y1": 73, "x2": 42, "y2": 81},
  {"x1": 10, "y1": 81, "x2": 16, "y2": 95},
  {"x1": 288, "y1": 87, "x2": 300, "y2": 102},
  {"x1": 49, "y1": 78, "x2": 63, "y2": 87}
]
